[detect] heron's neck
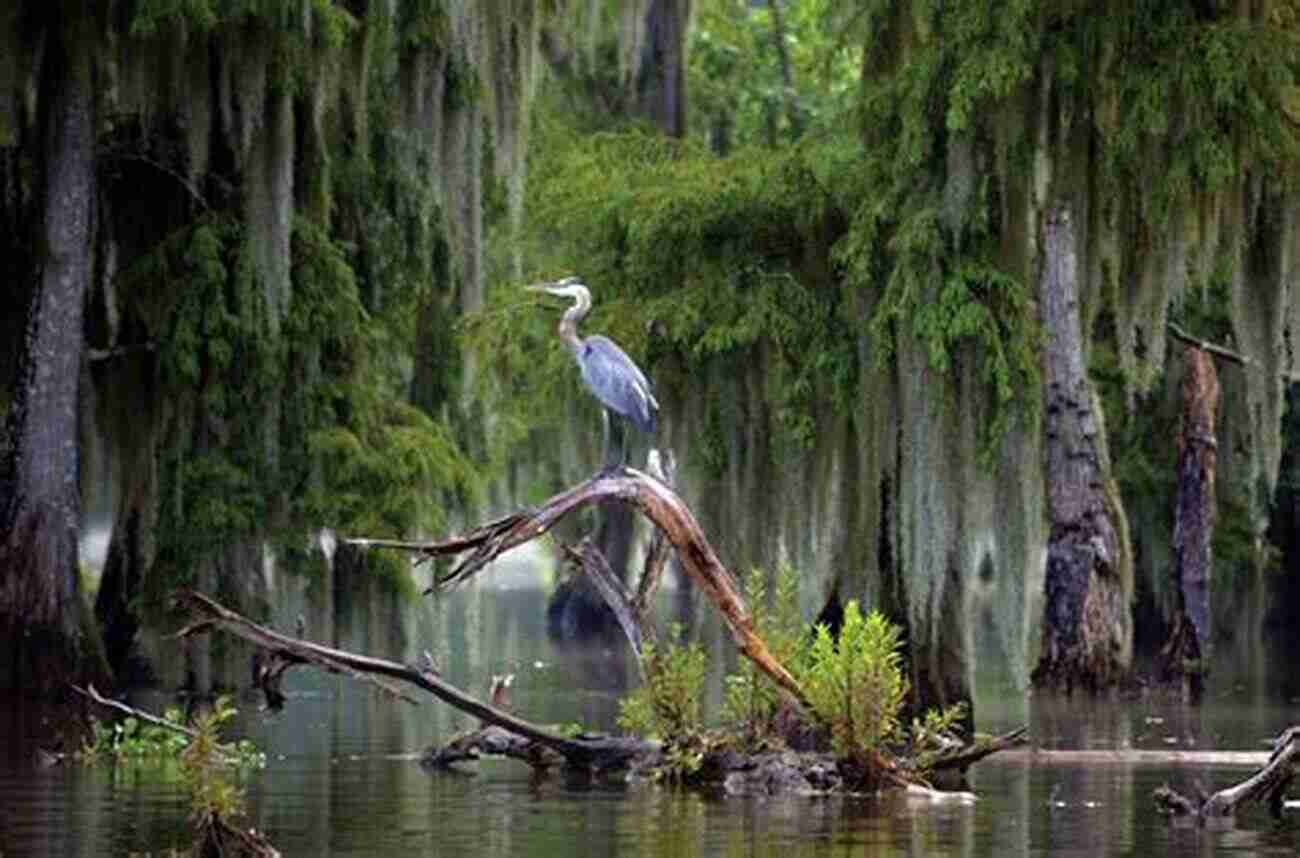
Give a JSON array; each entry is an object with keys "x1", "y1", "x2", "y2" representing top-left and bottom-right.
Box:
[{"x1": 558, "y1": 293, "x2": 589, "y2": 354}]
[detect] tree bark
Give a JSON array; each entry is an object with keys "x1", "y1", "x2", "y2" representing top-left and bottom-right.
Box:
[
  {"x1": 1163, "y1": 346, "x2": 1219, "y2": 701},
  {"x1": 0, "y1": 9, "x2": 106, "y2": 695},
  {"x1": 640, "y1": 0, "x2": 690, "y2": 137},
  {"x1": 1031, "y1": 205, "x2": 1132, "y2": 693}
]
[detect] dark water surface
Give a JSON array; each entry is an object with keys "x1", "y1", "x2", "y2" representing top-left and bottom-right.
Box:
[{"x1": 3, "y1": 585, "x2": 1299, "y2": 857}]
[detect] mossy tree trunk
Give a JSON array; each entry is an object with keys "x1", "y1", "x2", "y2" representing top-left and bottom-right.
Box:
[
  {"x1": 1032, "y1": 206, "x2": 1131, "y2": 693},
  {"x1": 0, "y1": 7, "x2": 107, "y2": 695}
]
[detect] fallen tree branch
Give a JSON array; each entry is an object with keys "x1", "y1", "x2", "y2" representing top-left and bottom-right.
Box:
[
  {"x1": 1151, "y1": 725, "x2": 1300, "y2": 821},
  {"x1": 72, "y1": 683, "x2": 199, "y2": 739},
  {"x1": 343, "y1": 466, "x2": 809, "y2": 711},
  {"x1": 922, "y1": 727, "x2": 1029, "y2": 775},
  {"x1": 173, "y1": 602, "x2": 419, "y2": 710},
  {"x1": 173, "y1": 590, "x2": 654, "y2": 770}
]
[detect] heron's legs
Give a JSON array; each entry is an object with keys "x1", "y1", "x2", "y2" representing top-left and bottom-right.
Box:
[{"x1": 600, "y1": 409, "x2": 626, "y2": 474}]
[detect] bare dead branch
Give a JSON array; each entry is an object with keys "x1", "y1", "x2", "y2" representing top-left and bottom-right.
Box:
[
  {"x1": 923, "y1": 727, "x2": 1029, "y2": 775},
  {"x1": 634, "y1": 449, "x2": 677, "y2": 625},
  {"x1": 344, "y1": 467, "x2": 809, "y2": 711},
  {"x1": 1152, "y1": 725, "x2": 1300, "y2": 821},
  {"x1": 72, "y1": 683, "x2": 199, "y2": 740},
  {"x1": 1168, "y1": 322, "x2": 1300, "y2": 383},
  {"x1": 173, "y1": 590, "x2": 654, "y2": 770},
  {"x1": 562, "y1": 539, "x2": 646, "y2": 668}
]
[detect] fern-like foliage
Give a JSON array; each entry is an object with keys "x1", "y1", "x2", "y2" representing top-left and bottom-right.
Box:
[{"x1": 802, "y1": 601, "x2": 908, "y2": 763}]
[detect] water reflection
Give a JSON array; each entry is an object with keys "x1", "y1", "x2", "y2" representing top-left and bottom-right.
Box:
[{"x1": 3, "y1": 583, "x2": 1300, "y2": 857}]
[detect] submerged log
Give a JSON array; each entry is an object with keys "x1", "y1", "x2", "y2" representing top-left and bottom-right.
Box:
[
  {"x1": 1153, "y1": 725, "x2": 1300, "y2": 821},
  {"x1": 345, "y1": 466, "x2": 808, "y2": 710},
  {"x1": 1164, "y1": 346, "x2": 1219, "y2": 702},
  {"x1": 1032, "y1": 205, "x2": 1132, "y2": 693}
]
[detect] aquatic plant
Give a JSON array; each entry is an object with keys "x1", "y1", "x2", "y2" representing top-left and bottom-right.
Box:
[
  {"x1": 79, "y1": 695, "x2": 269, "y2": 855},
  {"x1": 618, "y1": 625, "x2": 708, "y2": 741},
  {"x1": 802, "y1": 601, "x2": 907, "y2": 764},
  {"x1": 722, "y1": 564, "x2": 808, "y2": 750}
]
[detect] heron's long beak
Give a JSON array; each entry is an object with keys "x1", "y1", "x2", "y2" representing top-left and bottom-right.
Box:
[{"x1": 524, "y1": 275, "x2": 578, "y2": 294}]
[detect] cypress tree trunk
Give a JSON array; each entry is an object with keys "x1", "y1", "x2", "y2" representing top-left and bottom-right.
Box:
[
  {"x1": 640, "y1": 0, "x2": 690, "y2": 137},
  {"x1": 0, "y1": 9, "x2": 106, "y2": 695},
  {"x1": 1164, "y1": 346, "x2": 1219, "y2": 701},
  {"x1": 1031, "y1": 206, "x2": 1132, "y2": 693}
]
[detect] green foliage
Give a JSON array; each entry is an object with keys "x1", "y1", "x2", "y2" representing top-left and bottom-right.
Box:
[
  {"x1": 78, "y1": 708, "x2": 190, "y2": 762},
  {"x1": 722, "y1": 564, "x2": 807, "y2": 750},
  {"x1": 180, "y1": 697, "x2": 265, "y2": 822},
  {"x1": 869, "y1": 254, "x2": 1042, "y2": 462},
  {"x1": 690, "y1": 0, "x2": 859, "y2": 148},
  {"x1": 802, "y1": 601, "x2": 907, "y2": 763},
  {"x1": 78, "y1": 696, "x2": 266, "y2": 841},
  {"x1": 618, "y1": 626, "x2": 717, "y2": 781},
  {"x1": 618, "y1": 626, "x2": 708, "y2": 745},
  {"x1": 78, "y1": 696, "x2": 265, "y2": 772},
  {"x1": 908, "y1": 701, "x2": 969, "y2": 775},
  {"x1": 130, "y1": 203, "x2": 474, "y2": 596},
  {"x1": 476, "y1": 121, "x2": 857, "y2": 461},
  {"x1": 129, "y1": 0, "x2": 357, "y2": 50}
]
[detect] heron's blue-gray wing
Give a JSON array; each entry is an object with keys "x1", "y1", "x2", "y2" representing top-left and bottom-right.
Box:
[{"x1": 579, "y1": 335, "x2": 658, "y2": 433}]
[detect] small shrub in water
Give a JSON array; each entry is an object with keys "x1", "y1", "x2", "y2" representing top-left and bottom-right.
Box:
[
  {"x1": 721, "y1": 564, "x2": 807, "y2": 750},
  {"x1": 618, "y1": 626, "x2": 708, "y2": 741},
  {"x1": 803, "y1": 601, "x2": 908, "y2": 764}
]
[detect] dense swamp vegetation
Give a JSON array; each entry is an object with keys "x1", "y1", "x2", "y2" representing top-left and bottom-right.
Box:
[{"x1": 4, "y1": 3, "x2": 1300, "y2": 846}]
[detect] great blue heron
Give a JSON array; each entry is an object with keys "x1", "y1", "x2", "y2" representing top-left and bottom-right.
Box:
[{"x1": 527, "y1": 276, "x2": 658, "y2": 470}]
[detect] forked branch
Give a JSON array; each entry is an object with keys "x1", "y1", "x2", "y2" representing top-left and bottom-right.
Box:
[{"x1": 344, "y1": 467, "x2": 809, "y2": 710}]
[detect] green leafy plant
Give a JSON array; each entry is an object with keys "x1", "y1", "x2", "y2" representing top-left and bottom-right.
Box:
[
  {"x1": 802, "y1": 601, "x2": 908, "y2": 764},
  {"x1": 78, "y1": 708, "x2": 190, "y2": 761},
  {"x1": 618, "y1": 626, "x2": 708, "y2": 741},
  {"x1": 618, "y1": 626, "x2": 710, "y2": 779},
  {"x1": 908, "y1": 701, "x2": 969, "y2": 775},
  {"x1": 722, "y1": 564, "x2": 807, "y2": 750},
  {"x1": 180, "y1": 697, "x2": 264, "y2": 823}
]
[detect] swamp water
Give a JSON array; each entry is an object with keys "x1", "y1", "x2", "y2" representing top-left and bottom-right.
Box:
[{"x1": 3, "y1": 581, "x2": 1299, "y2": 857}]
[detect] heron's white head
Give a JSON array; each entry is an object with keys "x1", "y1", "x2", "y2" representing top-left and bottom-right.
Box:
[{"x1": 526, "y1": 275, "x2": 590, "y2": 304}]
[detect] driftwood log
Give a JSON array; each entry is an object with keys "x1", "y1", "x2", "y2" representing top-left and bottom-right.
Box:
[
  {"x1": 1153, "y1": 725, "x2": 1300, "y2": 821},
  {"x1": 174, "y1": 590, "x2": 654, "y2": 771},
  {"x1": 344, "y1": 466, "x2": 807, "y2": 710}
]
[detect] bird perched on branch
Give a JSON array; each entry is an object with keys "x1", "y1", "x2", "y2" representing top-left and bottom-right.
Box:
[{"x1": 526, "y1": 276, "x2": 658, "y2": 471}]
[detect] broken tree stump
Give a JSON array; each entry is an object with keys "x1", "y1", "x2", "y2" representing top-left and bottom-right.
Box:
[{"x1": 1163, "y1": 345, "x2": 1219, "y2": 702}]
